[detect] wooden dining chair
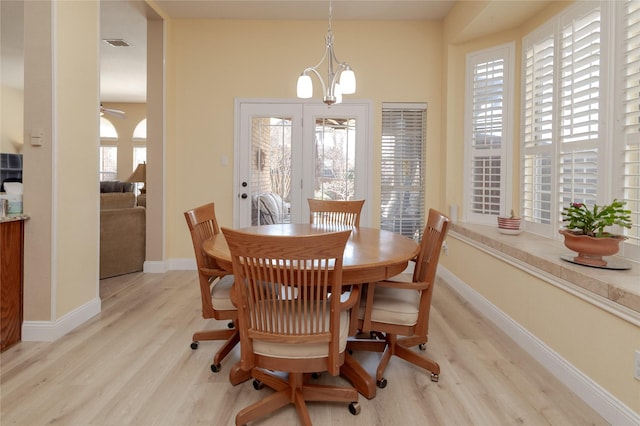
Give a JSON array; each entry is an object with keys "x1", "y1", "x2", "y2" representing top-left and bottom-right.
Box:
[
  {"x1": 222, "y1": 227, "x2": 361, "y2": 426},
  {"x1": 308, "y1": 198, "x2": 365, "y2": 227},
  {"x1": 350, "y1": 208, "x2": 450, "y2": 388},
  {"x1": 184, "y1": 203, "x2": 239, "y2": 373}
]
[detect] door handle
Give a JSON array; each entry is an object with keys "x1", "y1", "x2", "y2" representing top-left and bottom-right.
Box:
[{"x1": 240, "y1": 181, "x2": 248, "y2": 199}]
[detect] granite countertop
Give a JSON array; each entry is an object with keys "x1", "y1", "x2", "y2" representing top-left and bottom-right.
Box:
[
  {"x1": 450, "y1": 223, "x2": 640, "y2": 315},
  {"x1": 0, "y1": 214, "x2": 29, "y2": 223}
]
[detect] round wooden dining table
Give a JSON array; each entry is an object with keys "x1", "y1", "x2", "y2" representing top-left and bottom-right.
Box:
[
  {"x1": 202, "y1": 223, "x2": 420, "y2": 285},
  {"x1": 202, "y1": 223, "x2": 420, "y2": 399}
]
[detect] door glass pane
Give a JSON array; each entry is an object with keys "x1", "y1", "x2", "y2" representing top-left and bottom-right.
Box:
[
  {"x1": 251, "y1": 116, "x2": 292, "y2": 225},
  {"x1": 313, "y1": 117, "x2": 356, "y2": 200}
]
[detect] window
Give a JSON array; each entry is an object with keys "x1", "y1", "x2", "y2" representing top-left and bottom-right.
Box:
[
  {"x1": 464, "y1": 43, "x2": 515, "y2": 224},
  {"x1": 380, "y1": 103, "x2": 426, "y2": 239},
  {"x1": 133, "y1": 118, "x2": 146, "y2": 140},
  {"x1": 131, "y1": 118, "x2": 147, "y2": 194},
  {"x1": 100, "y1": 117, "x2": 118, "y2": 139},
  {"x1": 99, "y1": 146, "x2": 117, "y2": 182},
  {"x1": 99, "y1": 117, "x2": 118, "y2": 182},
  {"x1": 522, "y1": 1, "x2": 639, "y2": 259}
]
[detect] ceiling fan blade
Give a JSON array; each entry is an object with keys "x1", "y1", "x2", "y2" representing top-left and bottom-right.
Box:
[{"x1": 100, "y1": 106, "x2": 126, "y2": 119}]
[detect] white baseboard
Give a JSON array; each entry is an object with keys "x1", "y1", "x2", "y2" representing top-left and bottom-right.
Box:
[
  {"x1": 22, "y1": 297, "x2": 101, "y2": 342},
  {"x1": 145, "y1": 258, "x2": 196, "y2": 273},
  {"x1": 438, "y1": 266, "x2": 640, "y2": 426},
  {"x1": 143, "y1": 260, "x2": 169, "y2": 273},
  {"x1": 168, "y1": 258, "x2": 196, "y2": 270}
]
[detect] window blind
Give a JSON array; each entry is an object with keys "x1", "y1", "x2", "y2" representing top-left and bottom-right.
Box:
[
  {"x1": 465, "y1": 44, "x2": 514, "y2": 223},
  {"x1": 471, "y1": 58, "x2": 504, "y2": 217},
  {"x1": 621, "y1": 0, "x2": 640, "y2": 249},
  {"x1": 558, "y1": 7, "x2": 601, "y2": 217},
  {"x1": 522, "y1": 4, "x2": 602, "y2": 236},
  {"x1": 523, "y1": 29, "x2": 555, "y2": 227},
  {"x1": 521, "y1": 1, "x2": 639, "y2": 259},
  {"x1": 380, "y1": 104, "x2": 426, "y2": 239}
]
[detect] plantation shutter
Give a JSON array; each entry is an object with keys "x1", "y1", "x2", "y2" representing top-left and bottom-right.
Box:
[
  {"x1": 620, "y1": 0, "x2": 640, "y2": 249},
  {"x1": 464, "y1": 44, "x2": 514, "y2": 224},
  {"x1": 523, "y1": 30, "x2": 555, "y2": 228},
  {"x1": 557, "y1": 6, "x2": 601, "y2": 211},
  {"x1": 380, "y1": 103, "x2": 426, "y2": 239}
]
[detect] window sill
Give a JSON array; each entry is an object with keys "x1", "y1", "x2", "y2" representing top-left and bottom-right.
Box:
[{"x1": 449, "y1": 223, "x2": 640, "y2": 317}]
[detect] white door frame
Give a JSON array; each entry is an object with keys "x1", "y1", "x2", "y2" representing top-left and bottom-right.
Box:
[{"x1": 234, "y1": 98, "x2": 373, "y2": 228}]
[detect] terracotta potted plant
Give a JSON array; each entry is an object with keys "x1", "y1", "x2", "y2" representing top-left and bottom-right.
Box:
[{"x1": 559, "y1": 199, "x2": 632, "y2": 266}]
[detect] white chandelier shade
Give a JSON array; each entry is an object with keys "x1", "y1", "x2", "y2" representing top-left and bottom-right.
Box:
[{"x1": 296, "y1": 1, "x2": 356, "y2": 105}]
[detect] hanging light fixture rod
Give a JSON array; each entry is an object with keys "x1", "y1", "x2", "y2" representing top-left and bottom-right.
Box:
[{"x1": 296, "y1": 0, "x2": 356, "y2": 105}]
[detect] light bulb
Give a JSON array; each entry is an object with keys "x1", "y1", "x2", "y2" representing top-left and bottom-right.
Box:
[
  {"x1": 297, "y1": 74, "x2": 313, "y2": 99},
  {"x1": 340, "y1": 68, "x2": 356, "y2": 94},
  {"x1": 334, "y1": 82, "x2": 343, "y2": 104}
]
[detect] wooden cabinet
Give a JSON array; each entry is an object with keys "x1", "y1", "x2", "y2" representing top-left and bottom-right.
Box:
[{"x1": 1, "y1": 219, "x2": 24, "y2": 352}]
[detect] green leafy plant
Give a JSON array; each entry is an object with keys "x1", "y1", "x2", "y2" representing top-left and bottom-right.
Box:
[{"x1": 561, "y1": 199, "x2": 632, "y2": 238}]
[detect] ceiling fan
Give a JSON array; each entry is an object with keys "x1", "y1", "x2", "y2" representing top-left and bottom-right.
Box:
[{"x1": 100, "y1": 104, "x2": 126, "y2": 119}]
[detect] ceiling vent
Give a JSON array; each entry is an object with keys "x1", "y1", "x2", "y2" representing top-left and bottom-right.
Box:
[{"x1": 103, "y1": 39, "x2": 131, "y2": 47}]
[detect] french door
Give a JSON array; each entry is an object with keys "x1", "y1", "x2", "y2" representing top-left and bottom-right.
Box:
[{"x1": 234, "y1": 100, "x2": 371, "y2": 228}]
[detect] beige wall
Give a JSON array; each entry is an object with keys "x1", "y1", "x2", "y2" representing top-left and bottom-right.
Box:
[
  {"x1": 1, "y1": 85, "x2": 24, "y2": 154},
  {"x1": 23, "y1": 0, "x2": 100, "y2": 321},
  {"x1": 52, "y1": 1, "x2": 101, "y2": 317},
  {"x1": 165, "y1": 19, "x2": 445, "y2": 261}
]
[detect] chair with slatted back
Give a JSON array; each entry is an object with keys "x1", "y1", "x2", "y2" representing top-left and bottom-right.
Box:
[
  {"x1": 349, "y1": 208, "x2": 450, "y2": 388},
  {"x1": 222, "y1": 227, "x2": 361, "y2": 426},
  {"x1": 184, "y1": 203, "x2": 239, "y2": 373},
  {"x1": 308, "y1": 198, "x2": 365, "y2": 227}
]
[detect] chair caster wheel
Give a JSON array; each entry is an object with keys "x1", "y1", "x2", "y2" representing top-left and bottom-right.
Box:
[
  {"x1": 418, "y1": 343, "x2": 426, "y2": 351},
  {"x1": 311, "y1": 372, "x2": 321, "y2": 379},
  {"x1": 348, "y1": 402, "x2": 361, "y2": 415},
  {"x1": 431, "y1": 373, "x2": 439, "y2": 382},
  {"x1": 210, "y1": 363, "x2": 221, "y2": 373},
  {"x1": 190, "y1": 341, "x2": 199, "y2": 350},
  {"x1": 227, "y1": 321, "x2": 234, "y2": 329},
  {"x1": 376, "y1": 378, "x2": 387, "y2": 388},
  {"x1": 253, "y1": 379, "x2": 264, "y2": 390}
]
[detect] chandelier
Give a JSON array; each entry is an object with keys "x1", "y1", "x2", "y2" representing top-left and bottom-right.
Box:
[{"x1": 296, "y1": 0, "x2": 356, "y2": 105}]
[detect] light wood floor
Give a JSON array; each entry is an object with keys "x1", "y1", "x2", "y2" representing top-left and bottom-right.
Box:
[{"x1": 1, "y1": 271, "x2": 606, "y2": 425}]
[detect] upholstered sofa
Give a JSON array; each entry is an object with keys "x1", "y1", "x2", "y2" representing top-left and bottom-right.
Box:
[{"x1": 100, "y1": 181, "x2": 145, "y2": 279}]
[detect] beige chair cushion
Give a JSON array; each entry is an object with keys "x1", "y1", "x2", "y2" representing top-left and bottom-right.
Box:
[
  {"x1": 253, "y1": 309, "x2": 350, "y2": 359},
  {"x1": 358, "y1": 274, "x2": 421, "y2": 326},
  {"x1": 210, "y1": 275, "x2": 235, "y2": 311}
]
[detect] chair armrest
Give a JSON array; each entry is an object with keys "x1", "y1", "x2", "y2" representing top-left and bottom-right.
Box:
[
  {"x1": 339, "y1": 285, "x2": 360, "y2": 311},
  {"x1": 375, "y1": 279, "x2": 430, "y2": 291}
]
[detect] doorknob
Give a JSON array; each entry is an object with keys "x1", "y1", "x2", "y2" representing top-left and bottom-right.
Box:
[{"x1": 241, "y1": 193, "x2": 248, "y2": 199}]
